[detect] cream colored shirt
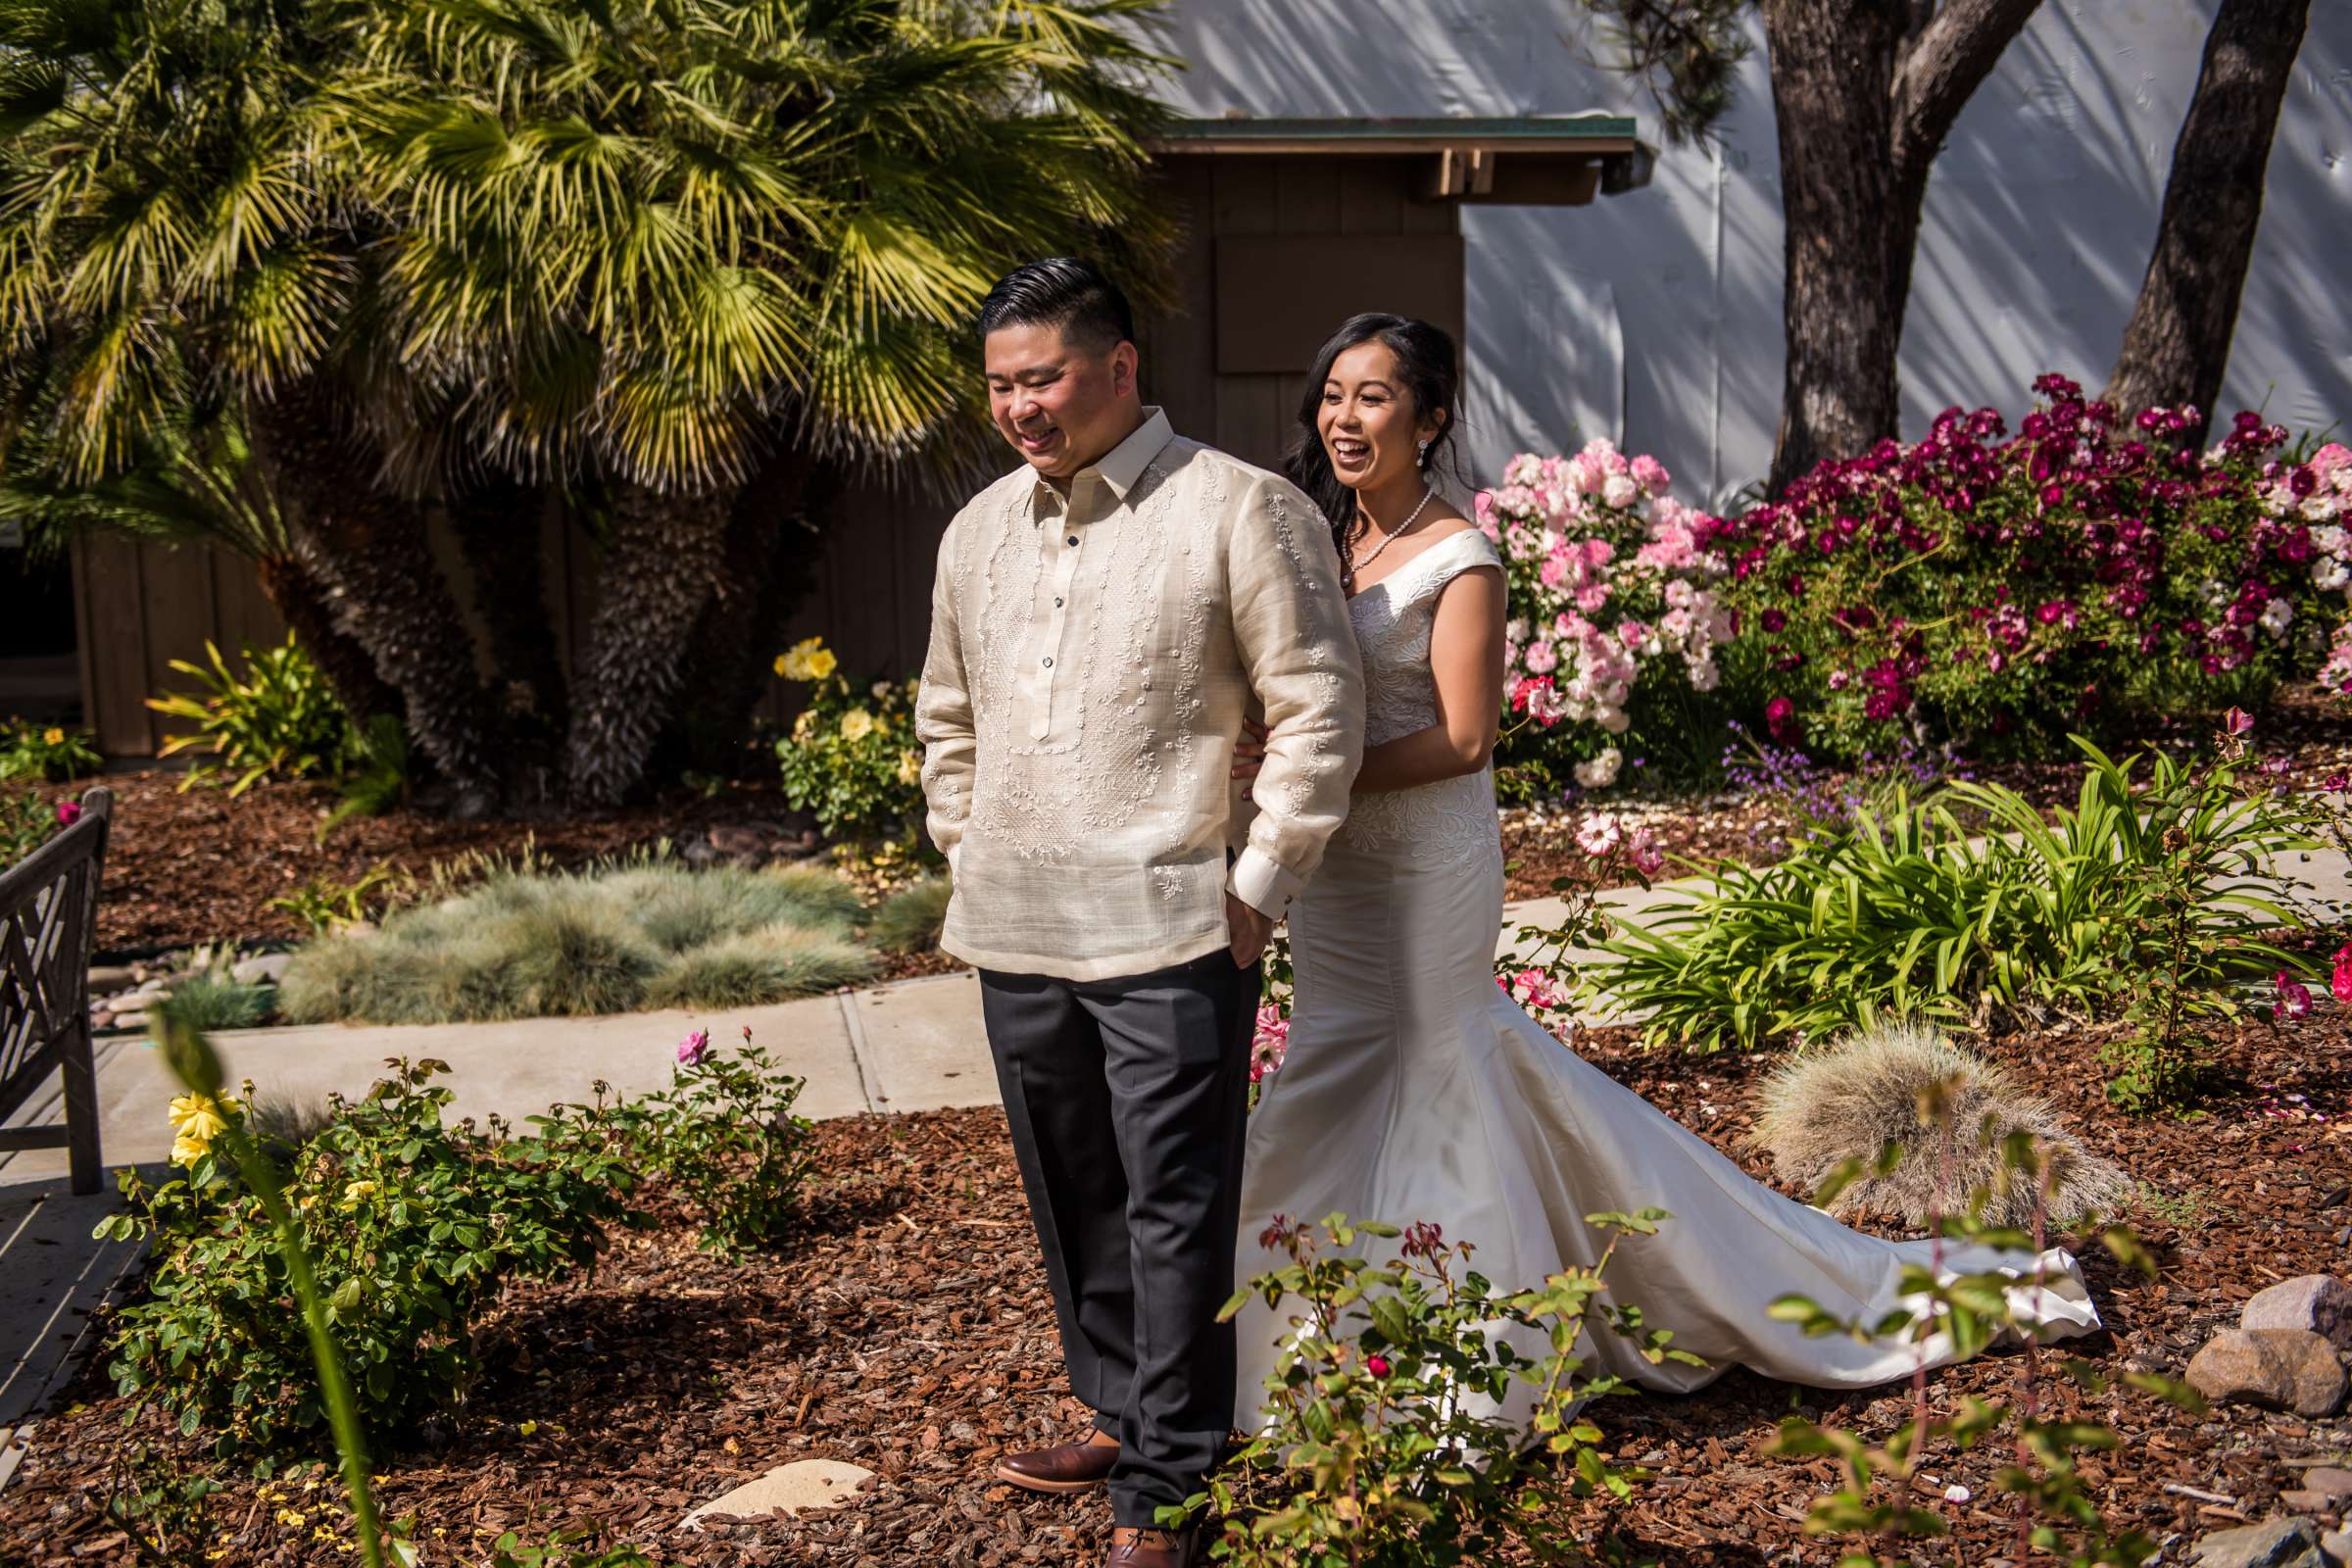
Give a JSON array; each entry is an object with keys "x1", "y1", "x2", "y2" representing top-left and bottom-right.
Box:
[{"x1": 915, "y1": 408, "x2": 1365, "y2": 981}]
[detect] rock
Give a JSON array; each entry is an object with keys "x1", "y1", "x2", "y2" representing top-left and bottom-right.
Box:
[
  {"x1": 682, "y1": 837, "x2": 722, "y2": 868},
  {"x1": 110, "y1": 1011, "x2": 146, "y2": 1034},
  {"x1": 2245, "y1": 1277, "x2": 2352, "y2": 1351},
  {"x1": 2320, "y1": 1528, "x2": 2350, "y2": 1566},
  {"x1": 2192, "y1": 1518, "x2": 2325, "y2": 1568},
  {"x1": 230, "y1": 953, "x2": 291, "y2": 985},
  {"x1": 707, "y1": 825, "x2": 769, "y2": 860},
  {"x1": 2306, "y1": 1470, "x2": 2352, "y2": 1503},
  {"x1": 2186, "y1": 1329, "x2": 2347, "y2": 1417},
  {"x1": 681, "y1": 1459, "x2": 874, "y2": 1529},
  {"x1": 134, "y1": 976, "x2": 172, "y2": 996},
  {"x1": 2285, "y1": 1492, "x2": 2338, "y2": 1515},
  {"x1": 87, "y1": 963, "x2": 134, "y2": 991}
]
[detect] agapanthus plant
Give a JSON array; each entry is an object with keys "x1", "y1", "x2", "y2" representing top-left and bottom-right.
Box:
[{"x1": 1480, "y1": 441, "x2": 1735, "y2": 795}]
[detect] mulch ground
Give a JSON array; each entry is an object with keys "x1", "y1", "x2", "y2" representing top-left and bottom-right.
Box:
[{"x1": 5, "y1": 1011, "x2": 2345, "y2": 1566}]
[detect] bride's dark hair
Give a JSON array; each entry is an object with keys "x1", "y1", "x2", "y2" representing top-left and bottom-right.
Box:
[{"x1": 1284, "y1": 313, "x2": 1465, "y2": 561}]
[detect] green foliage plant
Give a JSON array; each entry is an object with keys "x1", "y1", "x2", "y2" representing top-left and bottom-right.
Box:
[
  {"x1": 1179, "y1": 1210, "x2": 1701, "y2": 1566},
  {"x1": 773, "y1": 638, "x2": 926, "y2": 841},
  {"x1": 0, "y1": 717, "x2": 101, "y2": 781},
  {"x1": 147, "y1": 635, "x2": 355, "y2": 793}
]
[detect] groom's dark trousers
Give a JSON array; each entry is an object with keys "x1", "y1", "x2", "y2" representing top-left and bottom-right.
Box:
[{"x1": 977, "y1": 945, "x2": 1261, "y2": 1529}]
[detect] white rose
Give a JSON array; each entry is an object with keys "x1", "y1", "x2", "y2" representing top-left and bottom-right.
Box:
[
  {"x1": 1687, "y1": 658, "x2": 1721, "y2": 692},
  {"x1": 2259, "y1": 598, "x2": 2293, "y2": 638},
  {"x1": 1598, "y1": 707, "x2": 1632, "y2": 735},
  {"x1": 1601, "y1": 474, "x2": 1640, "y2": 510},
  {"x1": 1573, "y1": 747, "x2": 1623, "y2": 790},
  {"x1": 2316, "y1": 560, "x2": 2351, "y2": 592}
]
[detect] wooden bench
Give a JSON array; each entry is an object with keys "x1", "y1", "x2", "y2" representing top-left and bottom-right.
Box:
[{"x1": 0, "y1": 789, "x2": 110, "y2": 1194}]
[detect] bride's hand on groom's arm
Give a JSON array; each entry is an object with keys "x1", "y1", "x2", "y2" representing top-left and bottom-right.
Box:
[{"x1": 1233, "y1": 718, "x2": 1268, "y2": 793}]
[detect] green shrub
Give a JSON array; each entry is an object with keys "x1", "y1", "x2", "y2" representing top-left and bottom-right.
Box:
[
  {"x1": 279, "y1": 861, "x2": 873, "y2": 1024},
  {"x1": 0, "y1": 785, "x2": 54, "y2": 864},
  {"x1": 0, "y1": 717, "x2": 100, "y2": 781},
  {"x1": 266, "y1": 863, "x2": 409, "y2": 936},
  {"x1": 165, "y1": 970, "x2": 276, "y2": 1032},
  {"x1": 868, "y1": 874, "x2": 952, "y2": 953},
  {"x1": 146, "y1": 633, "x2": 356, "y2": 793},
  {"x1": 1595, "y1": 739, "x2": 2320, "y2": 1055},
  {"x1": 574, "y1": 1030, "x2": 814, "y2": 1256},
  {"x1": 773, "y1": 636, "x2": 925, "y2": 841},
  {"x1": 94, "y1": 1059, "x2": 637, "y2": 1456},
  {"x1": 1715, "y1": 378, "x2": 2339, "y2": 762},
  {"x1": 1190, "y1": 1211, "x2": 1697, "y2": 1564}
]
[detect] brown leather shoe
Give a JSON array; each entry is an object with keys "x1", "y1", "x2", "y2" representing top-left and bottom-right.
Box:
[
  {"x1": 1105, "y1": 1527, "x2": 1200, "y2": 1567},
  {"x1": 993, "y1": 1432, "x2": 1120, "y2": 1494}
]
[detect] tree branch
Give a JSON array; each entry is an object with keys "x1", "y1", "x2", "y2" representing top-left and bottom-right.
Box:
[{"x1": 1888, "y1": 0, "x2": 2045, "y2": 186}]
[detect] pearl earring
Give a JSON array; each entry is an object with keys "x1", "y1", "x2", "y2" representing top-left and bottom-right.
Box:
[{"x1": 1417, "y1": 439, "x2": 1430, "y2": 466}]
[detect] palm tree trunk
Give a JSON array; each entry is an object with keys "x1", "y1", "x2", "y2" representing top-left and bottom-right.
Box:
[
  {"x1": 2102, "y1": 0, "x2": 2310, "y2": 442},
  {"x1": 563, "y1": 480, "x2": 737, "y2": 808},
  {"x1": 252, "y1": 551, "x2": 405, "y2": 728},
  {"x1": 450, "y1": 474, "x2": 567, "y2": 798},
  {"x1": 252, "y1": 403, "x2": 508, "y2": 804},
  {"x1": 665, "y1": 451, "x2": 824, "y2": 772}
]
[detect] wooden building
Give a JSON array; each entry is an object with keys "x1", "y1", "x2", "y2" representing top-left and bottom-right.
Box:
[{"x1": 3, "y1": 116, "x2": 1642, "y2": 758}]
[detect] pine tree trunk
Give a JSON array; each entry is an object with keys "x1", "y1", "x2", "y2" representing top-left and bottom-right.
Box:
[
  {"x1": 2103, "y1": 0, "x2": 2310, "y2": 442},
  {"x1": 664, "y1": 451, "x2": 824, "y2": 774},
  {"x1": 1761, "y1": 0, "x2": 1904, "y2": 494},
  {"x1": 251, "y1": 550, "x2": 405, "y2": 729},
  {"x1": 563, "y1": 480, "x2": 737, "y2": 808},
  {"x1": 450, "y1": 474, "x2": 567, "y2": 798},
  {"x1": 252, "y1": 402, "x2": 509, "y2": 805}
]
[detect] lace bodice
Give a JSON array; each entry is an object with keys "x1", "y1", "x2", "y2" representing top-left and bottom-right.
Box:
[{"x1": 1333, "y1": 527, "x2": 1506, "y2": 860}]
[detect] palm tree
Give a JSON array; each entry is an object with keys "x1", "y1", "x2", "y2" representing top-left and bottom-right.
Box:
[
  {"x1": 346, "y1": 0, "x2": 1177, "y2": 806},
  {"x1": 4, "y1": 0, "x2": 1175, "y2": 808},
  {"x1": 0, "y1": 0, "x2": 512, "y2": 798}
]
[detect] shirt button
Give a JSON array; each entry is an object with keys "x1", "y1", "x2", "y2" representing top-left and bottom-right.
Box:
[
  {"x1": 1066, "y1": 535, "x2": 1079, "y2": 547},
  {"x1": 1042, "y1": 657, "x2": 1054, "y2": 668},
  {"x1": 1054, "y1": 597, "x2": 1064, "y2": 608}
]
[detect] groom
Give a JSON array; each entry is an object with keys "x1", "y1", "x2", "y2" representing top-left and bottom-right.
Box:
[{"x1": 914, "y1": 258, "x2": 1363, "y2": 1566}]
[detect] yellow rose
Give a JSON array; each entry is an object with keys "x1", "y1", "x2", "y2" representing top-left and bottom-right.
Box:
[
  {"x1": 806, "y1": 647, "x2": 838, "y2": 679},
  {"x1": 792, "y1": 710, "x2": 817, "y2": 741},
  {"x1": 896, "y1": 750, "x2": 921, "y2": 786},
  {"x1": 338, "y1": 1179, "x2": 378, "y2": 1209},
  {"x1": 167, "y1": 1092, "x2": 239, "y2": 1164},
  {"x1": 775, "y1": 636, "x2": 828, "y2": 681},
  {"x1": 42, "y1": 727, "x2": 64, "y2": 746},
  {"x1": 838, "y1": 708, "x2": 874, "y2": 742}
]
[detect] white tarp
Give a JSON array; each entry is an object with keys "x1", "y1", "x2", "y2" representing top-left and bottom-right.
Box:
[{"x1": 1135, "y1": 0, "x2": 2352, "y2": 505}]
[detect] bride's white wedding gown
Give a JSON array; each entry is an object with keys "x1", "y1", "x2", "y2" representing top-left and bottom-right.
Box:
[{"x1": 1234, "y1": 527, "x2": 2098, "y2": 1415}]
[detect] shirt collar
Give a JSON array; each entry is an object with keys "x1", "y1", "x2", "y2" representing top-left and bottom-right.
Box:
[{"x1": 1031, "y1": 407, "x2": 1174, "y2": 511}]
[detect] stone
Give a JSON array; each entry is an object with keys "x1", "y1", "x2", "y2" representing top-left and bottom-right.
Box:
[
  {"x1": 2320, "y1": 1528, "x2": 2350, "y2": 1566},
  {"x1": 2191, "y1": 1518, "x2": 2325, "y2": 1568},
  {"x1": 2285, "y1": 1492, "x2": 2338, "y2": 1515},
  {"x1": 230, "y1": 953, "x2": 292, "y2": 985},
  {"x1": 2186, "y1": 1329, "x2": 2347, "y2": 1418},
  {"x1": 2309, "y1": 1471, "x2": 2352, "y2": 1504},
  {"x1": 706, "y1": 825, "x2": 769, "y2": 859},
  {"x1": 680, "y1": 1459, "x2": 875, "y2": 1529},
  {"x1": 87, "y1": 963, "x2": 134, "y2": 991},
  {"x1": 2245, "y1": 1277, "x2": 2352, "y2": 1351}
]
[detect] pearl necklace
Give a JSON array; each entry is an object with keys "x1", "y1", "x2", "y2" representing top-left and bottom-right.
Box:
[{"x1": 1346, "y1": 484, "x2": 1436, "y2": 590}]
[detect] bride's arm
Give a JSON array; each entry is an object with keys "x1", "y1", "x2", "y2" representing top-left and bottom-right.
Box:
[
  {"x1": 1353, "y1": 566, "x2": 1505, "y2": 794},
  {"x1": 1234, "y1": 564, "x2": 1506, "y2": 797}
]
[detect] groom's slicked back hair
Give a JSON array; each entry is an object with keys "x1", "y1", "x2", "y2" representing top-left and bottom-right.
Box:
[{"x1": 978, "y1": 258, "x2": 1134, "y2": 357}]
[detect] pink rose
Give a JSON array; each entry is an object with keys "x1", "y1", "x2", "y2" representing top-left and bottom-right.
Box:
[
  {"x1": 54, "y1": 800, "x2": 81, "y2": 827},
  {"x1": 2274, "y1": 971, "x2": 2313, "y2": 1020},
  {"x1": 677, "y1": 1028, "x2": 711, "y2": 1065},
  {"x1": 2332, "y1": 943, "x2": 2352, "y2": 1005},
  {"x1": 1365, "y1": 1353, "x2": 1392, "y2": 1379},
  {"x1": 1631, "y1": 454, "x2": 1670, "y2": 491}
]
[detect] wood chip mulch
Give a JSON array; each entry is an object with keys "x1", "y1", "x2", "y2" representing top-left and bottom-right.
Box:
[{"x1": 5, "y1": 1010, "x2": 2345, "y2": 1566}]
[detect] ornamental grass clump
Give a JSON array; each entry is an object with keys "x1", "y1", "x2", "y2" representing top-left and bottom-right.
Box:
[
  {"x1": 278, "y1": 860, "x2": 875, "y2": 1023},
  {"x1": 1718, "y1": 376, "x2": 2346, "y2": 762},
  {"x1": 1753, "y1": 1024, "x2": 2130, "y2": 1231},
  {"x1": 868, "y1": 874, "x2": 953, "y2": 953}
]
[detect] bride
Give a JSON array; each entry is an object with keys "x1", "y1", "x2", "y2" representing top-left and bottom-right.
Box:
[{"x1": 1229, "y1": 313, "x2": 2098, "y2": 1414}]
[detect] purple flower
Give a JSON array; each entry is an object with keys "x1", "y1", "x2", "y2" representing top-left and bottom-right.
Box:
[
  {"x1": 2274, "y1": 972, "x2": 2313, "y2": 1021},
  {"x1": 677, "y1": 1028, "x2": 711, "y2": 1065}
]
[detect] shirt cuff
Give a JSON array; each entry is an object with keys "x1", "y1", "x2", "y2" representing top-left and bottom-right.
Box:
[
  {"x1": 946, "y1": 842, "x2": 961, "y2": 881},
  {"x1": 1227, "y1": 847, "x2": 1302, "y2": 921}
]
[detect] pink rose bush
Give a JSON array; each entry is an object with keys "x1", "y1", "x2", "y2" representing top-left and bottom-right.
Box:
[
  {"x1": 1481, "y1": 441, "x2": 1734, "y2": 794},
  {"x1": 1715, "y1": 376, "x2": 2343, "y2": 761},
  {"x1": 1249, "y1": 1004, "x2": 1290, "y2": 1084}
]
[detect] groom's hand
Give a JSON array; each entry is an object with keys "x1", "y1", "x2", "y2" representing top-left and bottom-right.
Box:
[
  {"x1": 1224, "y1": 892, "x2": 1274, "y2": 968},
  {"x1": 1232, "y1": 718, "x2": 1268, "y2": 795}
]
